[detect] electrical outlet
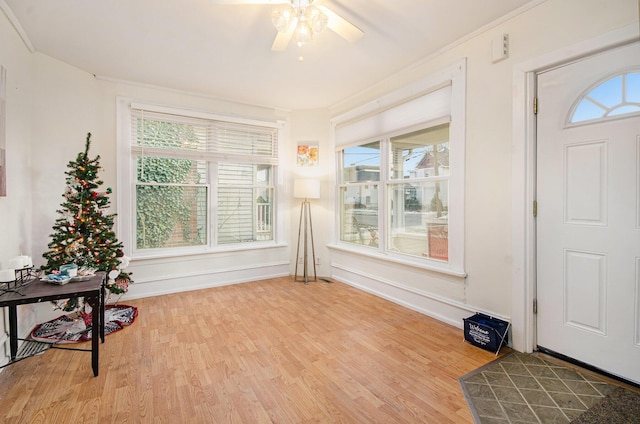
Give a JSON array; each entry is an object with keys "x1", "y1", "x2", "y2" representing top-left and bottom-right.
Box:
[
  {"x1": 298, "y1": 257, "x2": 303, "y2": 264},
  {"x1": 315, "y1": 257, "x2": 320, "y2": 266}
]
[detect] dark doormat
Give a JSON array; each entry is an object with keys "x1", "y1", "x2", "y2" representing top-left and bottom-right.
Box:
[
  {"x1": 459, "y1": 352, "x2": 640, "y2": 423},
  {"x1": 570, "y1": 386, "x2": 640, "y2": 424}
]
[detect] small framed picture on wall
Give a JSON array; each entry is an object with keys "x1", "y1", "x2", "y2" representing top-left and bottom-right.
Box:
[{"x1": 297, "y1": 143, "x2": 318, "y2": 167}]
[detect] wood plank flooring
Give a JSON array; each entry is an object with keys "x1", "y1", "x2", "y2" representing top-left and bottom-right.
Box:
[{"x1": 0, "y1": 277, "x2": 504, "y2": 423}]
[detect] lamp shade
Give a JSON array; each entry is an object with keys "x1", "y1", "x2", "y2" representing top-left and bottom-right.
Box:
[{"x1": 294, "y1": 179, "x2": 320, "y2": 199}]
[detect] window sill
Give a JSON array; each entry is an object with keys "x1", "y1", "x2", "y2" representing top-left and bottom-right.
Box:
[
  {"x1": 129, "y1": 241, "x2": 288, "y2": 262},
  {"x1": 327, "y1": 243, "x2": 467, "y2": 278}
]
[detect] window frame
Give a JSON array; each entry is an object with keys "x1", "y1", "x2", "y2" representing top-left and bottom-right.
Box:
[
  {"x1": 331, "y1": 60, "x2": 466, "y2": 277},
  {"x1": 117, "y1": 98, "x2": 285, "y2": 259}
]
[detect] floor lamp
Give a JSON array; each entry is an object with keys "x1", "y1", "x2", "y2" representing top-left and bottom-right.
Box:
[{"x1": 294, "y1": 179, "x2": 320, "y2": 283}]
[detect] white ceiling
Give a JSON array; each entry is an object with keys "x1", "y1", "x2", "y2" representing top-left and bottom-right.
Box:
[{"x1": 4, "y1": 0, "x2": 539, "y2": 110}]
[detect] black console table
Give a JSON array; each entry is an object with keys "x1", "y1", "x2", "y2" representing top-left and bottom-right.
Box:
[{"x1": 0, "y1": 271, "x2": 106, "y2": 376}]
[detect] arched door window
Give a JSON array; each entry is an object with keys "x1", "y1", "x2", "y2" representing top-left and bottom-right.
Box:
[{"x1": 569, "y1": 70, "x2": 640, "y2": 124}]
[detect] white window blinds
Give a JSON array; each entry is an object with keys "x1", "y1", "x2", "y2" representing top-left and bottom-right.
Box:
[
  {"x1": 130, "y1": 106, "x2": 279, "y2": 165},
  {"x1": 334, "y1": 85, "x2": 452, "y2": 147}
]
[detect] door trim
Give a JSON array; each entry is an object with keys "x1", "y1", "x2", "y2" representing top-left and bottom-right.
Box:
[{"x1": 510, "y1": 23, "x2": 639, "y2": 353}]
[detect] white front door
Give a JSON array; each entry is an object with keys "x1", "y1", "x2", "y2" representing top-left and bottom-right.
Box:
[{"x1": 536, "y1": 41, "x2": 640, "y2": 384}]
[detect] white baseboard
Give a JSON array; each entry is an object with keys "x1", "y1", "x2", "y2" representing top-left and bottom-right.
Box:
[
  {"x1": 331, "y1": 263, "x2": 510, "y2": 331},
  {"x1": 119, "y1": 261, "x2": 291, "y2": 301}
]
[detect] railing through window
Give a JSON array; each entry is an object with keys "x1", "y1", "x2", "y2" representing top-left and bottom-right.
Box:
[{"x1": 256, "y1": 202, "x2": 272, "y2": 240}]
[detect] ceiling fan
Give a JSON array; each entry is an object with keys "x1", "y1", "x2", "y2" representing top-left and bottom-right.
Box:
[{"x1": 212, "y1": 0, "x2": 364, "y2": 51}]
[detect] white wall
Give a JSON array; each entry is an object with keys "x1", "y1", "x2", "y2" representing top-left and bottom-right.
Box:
[
  {"x1": 0, "y1": 6, "x2": 35, "y2": 363},
  {"x1": 0, "y1": 9, "x2": 33, "y2": 264},
  {"x1": 328, "y1": 0, "x2": 639, "y2": 345},
  {"x1": 0, "y1": 6, "x2": 36, "y2": 361},
  {"x1": 287, "y1": 109, "x2": 333, "y2": 279}
]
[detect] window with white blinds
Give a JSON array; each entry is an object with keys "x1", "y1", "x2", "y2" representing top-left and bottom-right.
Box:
[{"x1": 121, "y1": 101, "x2": 280, "y2": 254}]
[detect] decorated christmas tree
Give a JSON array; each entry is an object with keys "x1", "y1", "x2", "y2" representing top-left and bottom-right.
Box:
[{"x1": 42, "y1": 133, "x2": 131, "y2": 310}]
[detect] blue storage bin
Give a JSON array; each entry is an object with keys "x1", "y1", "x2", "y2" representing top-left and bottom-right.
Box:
[{"x1": 463, "y1": 313, "x2": 510, "y2": 355}]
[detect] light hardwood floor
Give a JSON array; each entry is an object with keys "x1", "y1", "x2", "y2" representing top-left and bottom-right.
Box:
[{"x1": 0, "y1": 277, "x2": 504, "y2": 423}]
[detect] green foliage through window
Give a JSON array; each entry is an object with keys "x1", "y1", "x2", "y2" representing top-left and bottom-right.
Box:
[{"x1": 135, "y1": 120, "x2": 207, "y2": 249}]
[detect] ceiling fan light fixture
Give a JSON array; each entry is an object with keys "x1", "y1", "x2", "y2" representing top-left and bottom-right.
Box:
[
  {"x1": 295, "y1": 18, "x2": 313, "y2": 47},
  {"x1": 271, "y1": 4, "x2": 295, "y2": 32},
  {"x1": 265, "y1": 0, "x2": 363, "y2": 52},
  {"x1": 305, "y1": 5, "x2": 328, "y2": 34}
]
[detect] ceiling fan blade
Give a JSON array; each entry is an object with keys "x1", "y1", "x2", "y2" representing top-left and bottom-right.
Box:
[
  {"x1": 211, "y1": 0, "x2": 289, "y2": 4},
  {"x1": 318, "y1": 5, "x2": 364, "y2": 43},
  {"x1": 271, "y1": 17, "x2": 296, "y2": 51}
]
